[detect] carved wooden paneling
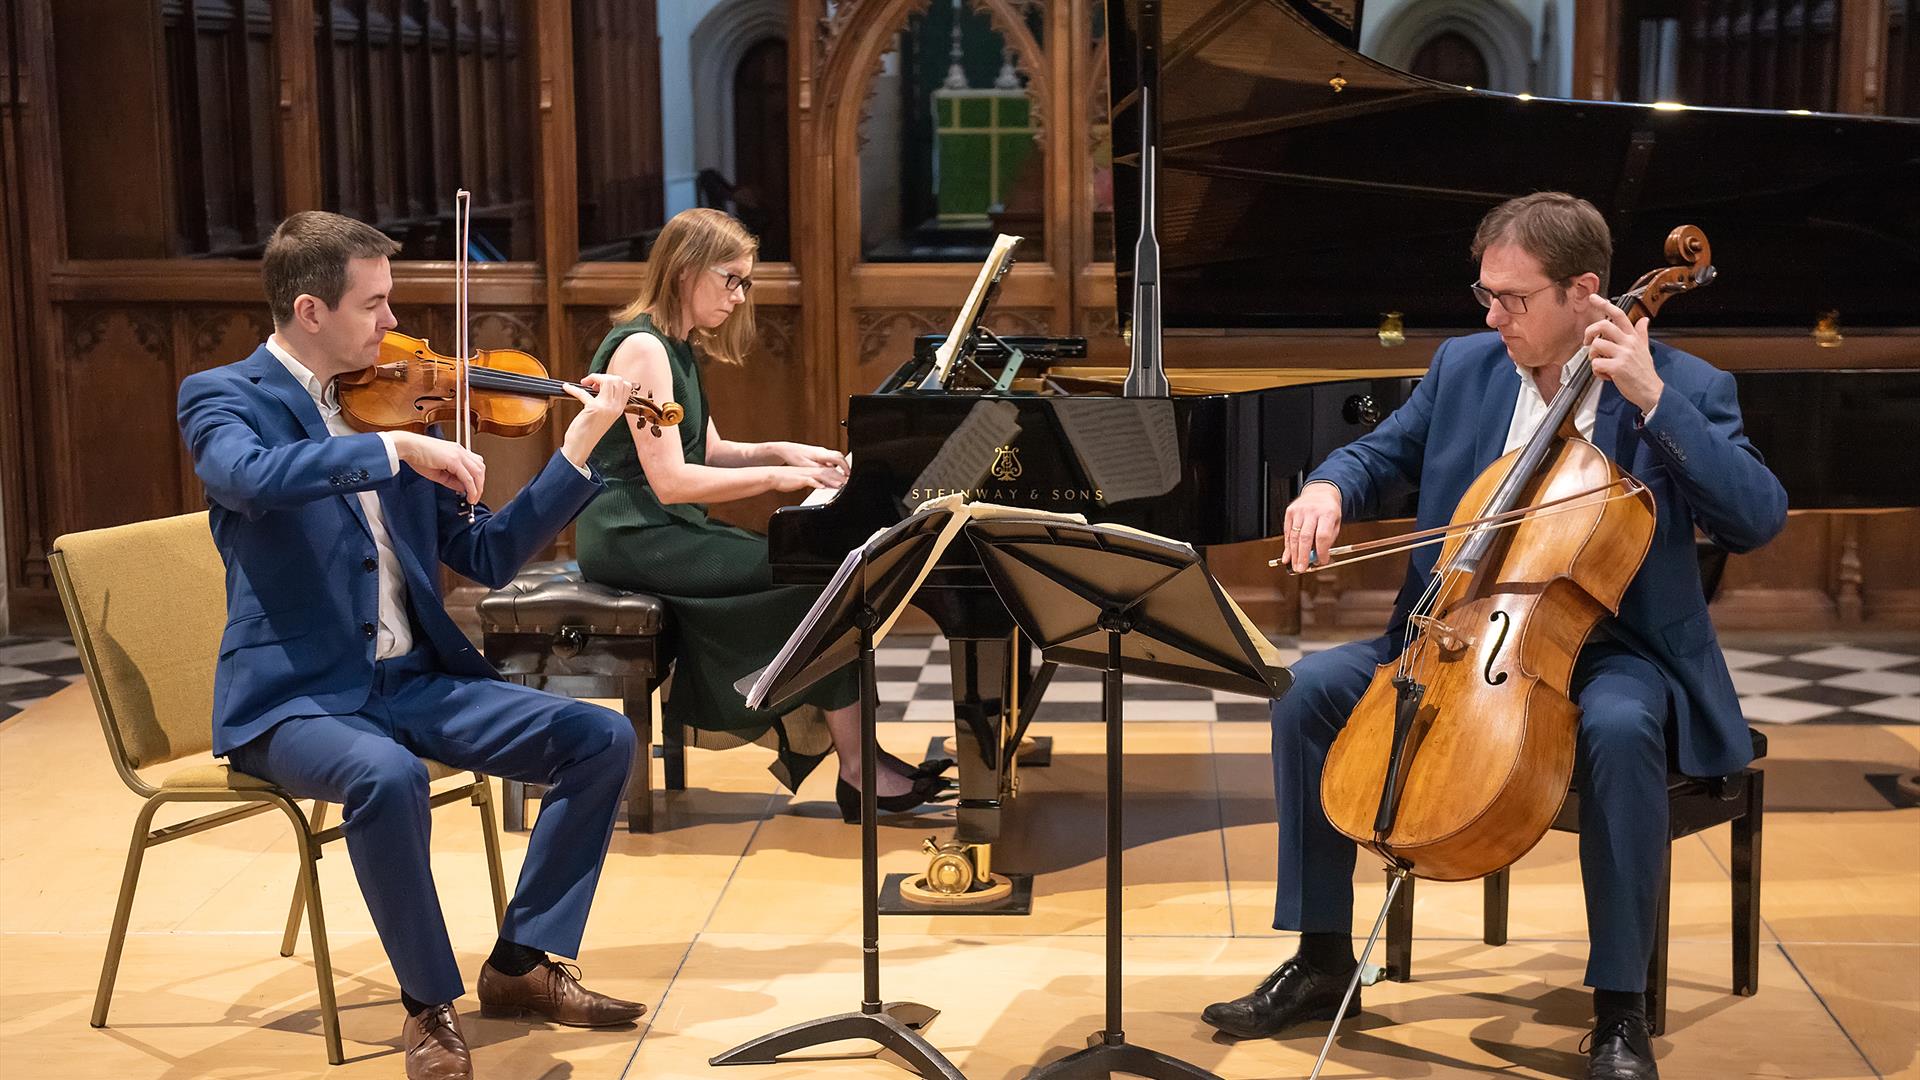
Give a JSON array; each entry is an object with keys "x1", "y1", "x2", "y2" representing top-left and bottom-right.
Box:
[
  {"x1": 52, "y1": 0, "x2": 174, "y2": 258},
  {"x1": 704, "y1": 304, "x2": 813, "y2": 532},
  {"x1": 316, "y1": 0, "x2": 535, "y2": 259},
  {"x1": 573, "y1": 0, "x2": 664, "y2": 260},
  {"x1": 984, "y1": 306, "x2": 1051, "y2": 337},
  {"x1": 854, "y1": 307, "x2": 946, "y2": 391},
  {"x1": 64, "y1": 306, "x2": 184, "y2": 532},
  {"x1": 5, "y1": 0, "x2": 1916, "y2": 635},
  {"x1": 1651, "y1": 0, "x2": 1845, "y2": 111},
  {"x1": 162, "y1": 0, "x2": 281, "y2": 255}
]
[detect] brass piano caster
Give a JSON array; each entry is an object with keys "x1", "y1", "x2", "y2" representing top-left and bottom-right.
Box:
[
  {"x1": 923, "y1": 837, "x2": 976, "y2": 894},
  {"x1": 898, "y1": 838, "x2": 1013, "y2": 907}
]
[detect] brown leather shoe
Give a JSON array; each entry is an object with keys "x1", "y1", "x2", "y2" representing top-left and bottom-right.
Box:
[
  {"x1": 476, "y1": 959, "x2": 645, "y2": 1027},
  {"x1": 401, "y1": 1003, "x2": 472, "y2": 1080}
]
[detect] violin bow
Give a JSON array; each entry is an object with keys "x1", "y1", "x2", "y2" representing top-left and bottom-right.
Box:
[{"x1": 453, "y1": 188, "x2": 475, "y2": 521}]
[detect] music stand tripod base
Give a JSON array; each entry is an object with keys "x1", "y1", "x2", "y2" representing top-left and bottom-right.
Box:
[
  {"x1": 967, "y1": 518, "x2": 1286, "y2": 1080},
  {"x1": 712, "y1": 508, "x2": 965, "y2": 1079},
  {"x1": 710, "y1": 1002, "x2": 961, "y2": 1079}
]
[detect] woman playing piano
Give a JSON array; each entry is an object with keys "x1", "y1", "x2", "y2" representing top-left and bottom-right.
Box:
[{"x1": 576, "y1": 208, "x2": 951, "y2": 818}]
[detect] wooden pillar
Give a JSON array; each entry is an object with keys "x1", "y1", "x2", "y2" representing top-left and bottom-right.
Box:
[
  {"x1": 275, "y1": 0, "x2": 323, "y2": 212},
  {"x1": 1837, "y1": 0, "x2": 1889, "y2": 113},
  {"x1": 1573, "y1": 0, "x2": 1622, "y2": 101}
]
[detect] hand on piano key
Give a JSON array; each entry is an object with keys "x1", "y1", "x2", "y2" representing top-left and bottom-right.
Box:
[{"x1": 799, "y1": 452, "x2": 851, "y2": 506}]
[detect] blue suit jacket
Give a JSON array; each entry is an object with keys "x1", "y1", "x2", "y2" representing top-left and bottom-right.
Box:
[
  {"x1": 178, "y1": 344, "x2": 605, "y2": 756},
  {"x1": 1308, "y1": 332, "x2": 1787, "y2": 777}
]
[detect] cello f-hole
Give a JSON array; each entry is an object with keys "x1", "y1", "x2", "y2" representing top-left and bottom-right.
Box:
[{"x1": 1483, "y1": 610, "x2": 1512, "y2": 686}]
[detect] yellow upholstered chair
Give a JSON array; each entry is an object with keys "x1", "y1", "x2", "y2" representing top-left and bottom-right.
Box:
[{"x1": 50, "y1": 511, "x2": 508, "y2": 1065}]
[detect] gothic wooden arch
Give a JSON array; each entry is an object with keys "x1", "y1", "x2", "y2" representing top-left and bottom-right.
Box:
[{"x1": 799, "y1": 0, "x2": 1078, "y2": 422}]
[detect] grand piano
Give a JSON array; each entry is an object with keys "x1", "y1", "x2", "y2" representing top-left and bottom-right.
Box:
[{"x1": 769, "y1": 0, "x2": 1920, "y2": 908}]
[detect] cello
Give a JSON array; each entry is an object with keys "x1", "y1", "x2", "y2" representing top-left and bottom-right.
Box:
[{"x1": 1279, "y1": 225, "x2": 1715, "y2": 1077}]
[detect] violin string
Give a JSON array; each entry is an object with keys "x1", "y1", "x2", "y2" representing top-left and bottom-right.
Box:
[{"x1": 417, "y1": 359, "x2": 652, "y2": 413}]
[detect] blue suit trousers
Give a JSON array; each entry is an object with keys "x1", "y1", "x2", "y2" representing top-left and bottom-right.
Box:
[
  {"x1": 230, "y1": 651, "x2": 635, "y2": 1005},
  {"x1": 1270, "y1": 636, "x2": 1670, "y2": 991}
]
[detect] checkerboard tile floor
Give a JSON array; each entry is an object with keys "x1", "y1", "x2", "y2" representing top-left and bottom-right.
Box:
[
  {"x1": 0, "y1": 636, "x2": 84, "y2": 722},
  {"x1": 5, "y1": 633, "x2": 1914, "y2": 727},
  {"x1": 872, "y1": 633, "x2": 1920, "y2": 726}
]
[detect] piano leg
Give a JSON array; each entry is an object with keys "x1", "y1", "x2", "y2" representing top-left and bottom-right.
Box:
[
  {"x1": 879, "y1": 625, "x2": 1043, "y2": 914},
  {"x1": 946, "y1": 632, "x2": 1015, "y2": 855}
]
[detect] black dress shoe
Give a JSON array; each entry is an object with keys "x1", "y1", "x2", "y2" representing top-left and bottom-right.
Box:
[
  {"x1": 835, "y1": 771, "x2": 952, "y2": 824},
  {"x1": 1584, "y1": 1014, "x2": 1659, "y2": 1079},
  {"x1": 1200, "y1": 955, "x2": 1360, "y2": 1039}
]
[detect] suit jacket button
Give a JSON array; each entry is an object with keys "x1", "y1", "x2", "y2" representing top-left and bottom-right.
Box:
[
  {"x1": 363, "y1": 557, "x2": 378, "y2": 571},
  {"x1": 362, "y1": 621, "x2": 377, "y2": 638}
]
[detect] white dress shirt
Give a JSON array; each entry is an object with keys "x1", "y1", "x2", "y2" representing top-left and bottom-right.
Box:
[
  {"x1": 265, "y1": 336, "x2": 415, "y2": 660},
  {"x1": 1502, "y1": 360, "x2": 1602, "y2": 455},
  {"x1": 1502, "y1": 349, "x2": 1662, "y2": 455}
]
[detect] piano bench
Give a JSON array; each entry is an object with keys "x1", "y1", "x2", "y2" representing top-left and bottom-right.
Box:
[
  {"x1": 478, "y1": 560, "x2": 683, "y2": 834},
  {"x1": 1382, "y1": 727, "x2": 1765, "y2": 1036}
]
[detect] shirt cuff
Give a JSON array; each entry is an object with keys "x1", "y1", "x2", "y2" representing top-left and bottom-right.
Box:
[
  {"x1": 560, "y1": 450, "x2": 593, "y2": 479},
  {"x1": 376, "y1": 432, "x2": 401, "y2": 475},
  {"x1": 1641, "y1": 402, "x2": 1658, "y2": 423}
]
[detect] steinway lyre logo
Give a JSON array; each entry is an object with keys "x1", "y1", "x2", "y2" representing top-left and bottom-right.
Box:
[{"x1": 989, "y1": 444, "x2": 1023, "y2": 481}]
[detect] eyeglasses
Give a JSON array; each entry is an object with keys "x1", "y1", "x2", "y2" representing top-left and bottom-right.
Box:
[
  {"x1": 709, "y1": 266, "x2": 754, "y2": 295},
  {"x1": 1470, "y1": 280, "x2": 1562, "y2": 314}
]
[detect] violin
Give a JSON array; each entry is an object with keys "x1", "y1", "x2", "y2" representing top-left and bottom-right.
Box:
[
  {"x1": 1310, "y1": 226, "x2": 1716, "y2": 883},
  {"x1": 338, "y1": 330, "x2": 685, "y2": 439}
]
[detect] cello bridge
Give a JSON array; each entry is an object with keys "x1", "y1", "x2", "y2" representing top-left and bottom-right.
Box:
[{"x1": 1407, "y1": 614, "x2": 1473, "y2": 653}]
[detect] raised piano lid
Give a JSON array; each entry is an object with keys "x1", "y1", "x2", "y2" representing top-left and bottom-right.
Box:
[{"x1": 1107, "y1": 0, "x2": 1920, "y2": 334}]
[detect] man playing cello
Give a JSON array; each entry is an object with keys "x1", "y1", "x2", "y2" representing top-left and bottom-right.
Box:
[{"x1": 1201, "y1": 193, "x2": 1786, "y2": 1080}]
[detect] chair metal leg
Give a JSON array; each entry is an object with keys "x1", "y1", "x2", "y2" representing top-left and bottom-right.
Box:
[
  {"x1": 281, "y1": 801, "x2": 328, "y2": 957},
  {"x1": 623, "y1": 678, "x2": 655, "y2": 833},
  {"x1": 1385, "y1": 869, "x2": 1414, "y2": 982},
  {"x1": 1731, "y1": 769, "x2": 1763, "y2": 997},
  {"x1": 501, "y1": 674, "x2": 537, "y2": 832},
  {"x1": 273, "y1": 797, "x2": 344, "y2": 1066},
  {"x1": 662, "y1": 684, "x2": 687, "y2": 792},
  {"x1": 502, "y1": 778, "x2": 527, "y2": 832},
  {"x1": 1647, "y1": 843, "x2": 1673, "y2": 1037},
  {"x1": 1484, "y1": 866, "x2": 1510, "y2": 946},
  {"x1": 92, "y1": 798, "x2": 164, "y2": 1028},
  {"x1": 472, "y1": 775, "x2": 509, "y2": 925}
]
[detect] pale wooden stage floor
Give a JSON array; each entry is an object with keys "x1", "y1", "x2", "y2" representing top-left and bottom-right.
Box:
[{"x1": 1, "y1": 681, "x2": 1914, "y2": 1080}]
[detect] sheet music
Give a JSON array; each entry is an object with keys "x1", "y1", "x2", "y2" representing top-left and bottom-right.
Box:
[
  {"x1": 742, "y1": 495, "x2": 1086, "y2": 709},
  {"x1": 1050, "y1": 398, "x2": 1184, "y2": 505},
  {"x1": 744, "y1": 530, "x2": 876, "y2": 710},
  {"x1": 901, "y1": 399, "x2": 1023, "y2": 514},
  {"x1": 919, "y1": 233, "x2": 1023, "y2": 390}
]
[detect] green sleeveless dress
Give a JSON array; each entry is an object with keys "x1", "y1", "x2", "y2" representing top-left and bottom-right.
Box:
[{"x1": 575, "y1": 314, "x2": 855, "y2": 791}]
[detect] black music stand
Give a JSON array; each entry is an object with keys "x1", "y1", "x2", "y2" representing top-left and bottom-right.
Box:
[
  {"x1": 710, "y1": 506, "x2": 965, "y2": 1080},
  {"x1": 966, "y1": 519, "x2": 1292, "y2": 1079}
]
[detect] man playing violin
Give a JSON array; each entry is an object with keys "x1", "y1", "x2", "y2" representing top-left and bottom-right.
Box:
[
  {"x1": 178, "y1": 211, "x2": 645, "y2": 1080},
  {"x1": 1201, "y1": 193, "x2": 1786, "y2": 1080}
]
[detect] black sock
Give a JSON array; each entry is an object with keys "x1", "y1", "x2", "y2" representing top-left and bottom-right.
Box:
[
  {"x1": 1594, "y1": 989, "x2": 1650, "y2": 1053},
  {"x1": 1297, "y1": 931, "x2": 1356, "y2": 972},
  {"x1": 489, "y1": 937, "x2": 547, "y2": 977},
  {"x1": 1594, "y1": 988, "x2": 1645, "y2": 1023},
  {"x1": 401, "y1": 991, "x2": 439, "y2": 1017}
]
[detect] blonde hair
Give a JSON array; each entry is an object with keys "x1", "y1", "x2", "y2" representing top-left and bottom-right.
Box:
[{"x1": 615, "y1": 208, "x2": 759, "y2": 364}]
